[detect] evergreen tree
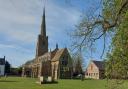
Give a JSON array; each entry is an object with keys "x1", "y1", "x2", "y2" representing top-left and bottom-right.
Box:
[{"x1": 5, "y1": 61, "x2": 11, "y2": 74}]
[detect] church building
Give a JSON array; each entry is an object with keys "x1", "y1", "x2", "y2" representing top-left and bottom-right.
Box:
[{"x1": 22, "y1": 9, "x2": 73, "y2": 80}]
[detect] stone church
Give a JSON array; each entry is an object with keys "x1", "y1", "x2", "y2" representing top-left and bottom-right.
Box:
[{"x1": 22, "y1": 9, "x2": 73, "y2": 80}]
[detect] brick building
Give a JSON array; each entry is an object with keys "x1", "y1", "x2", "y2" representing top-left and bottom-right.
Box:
[{"x1": 85, "y1": 60, "x2": 105, "y2": 79}]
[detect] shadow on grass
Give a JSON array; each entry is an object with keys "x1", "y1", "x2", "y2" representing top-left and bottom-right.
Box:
[
  {"x1": 40, "y1": 81, "x2": 58, "y2": 84},
  {"x1": 0, "y1": 80, "x2": 19, "y2": 82},
  {"x1": 36, "y1": 81, "x2": 58, "y2": 84}
]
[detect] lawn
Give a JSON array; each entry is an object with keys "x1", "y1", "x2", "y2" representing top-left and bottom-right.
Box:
[{"x1": 0, "y1": 77, "x2": 127, "y2": 89}]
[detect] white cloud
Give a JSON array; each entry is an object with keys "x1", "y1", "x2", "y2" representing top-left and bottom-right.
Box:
[
  {"x1": 45, "y1": 0, "x2": 81, "y2": 48},
  {"x1": 0, "y1": 43, "x2": 31, "y2": 53},
  {"x1": 0, "y1": 0, "x2": 81, "y2": 44},
  {"x1": 0, "y1": 0, "x2": 36, "y2": 25},
  {"x1": 0, "y1": 9, "x2": 35, "y2": 25},
  {"x1": 0, "y1": 0, "x2": 81, "y2": 67},
  {"x1": 0, "y1": 44, "x2": 14, "y2": 48}
]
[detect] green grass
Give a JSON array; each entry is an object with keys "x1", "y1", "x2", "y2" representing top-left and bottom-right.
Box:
[{"x1": 0, "y1": 77, "x2": 127, "y2": 89}]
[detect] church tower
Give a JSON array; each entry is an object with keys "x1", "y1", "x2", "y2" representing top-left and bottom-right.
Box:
[{"x1": 36, "y1": 8, "x2": 48, "y2": 57}]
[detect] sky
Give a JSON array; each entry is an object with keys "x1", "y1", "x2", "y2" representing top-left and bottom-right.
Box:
[{"x1": 0, "y1": 0, "x2": 105, "y2": 67}]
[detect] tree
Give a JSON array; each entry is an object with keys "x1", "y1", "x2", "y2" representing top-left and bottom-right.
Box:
[
  {"x1": 104, "y1": 0, "x2": 128, "y2": 89},
  {"x1": 72, "y1": 51, "x2": 84, "y2": 76},
  {"x1": 105, "y1": 9, "x2": 128, "y2": 79},
  {"x1": 70, "y1": 0, "x2": 128, "y2": 88},
  {"x1": 5, "y1": 61, "x2": 11, "y2": 74},
  {"x1": 17, "y1": 66, "x2": 22, "y2": 76},
  {"x1": 71, "y1": 0, "x2": 128, "y2": 57}
]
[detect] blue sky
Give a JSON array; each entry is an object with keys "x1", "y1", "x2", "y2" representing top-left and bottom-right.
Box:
[{"x1": 0, "y1": 0, "x2": 105, "y2": 67}]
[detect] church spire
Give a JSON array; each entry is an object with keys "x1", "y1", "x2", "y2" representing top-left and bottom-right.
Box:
[
  {"x1": 41, "y1": 8, "x2": 46, "y2": 37},
  {"x1": 36, "y1": 7, "x2": 48, "y2": 57}
]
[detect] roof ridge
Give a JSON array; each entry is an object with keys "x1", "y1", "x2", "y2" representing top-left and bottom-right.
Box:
[{"x1": 51, "y1": 48, "x2": 66, "y2": 62}]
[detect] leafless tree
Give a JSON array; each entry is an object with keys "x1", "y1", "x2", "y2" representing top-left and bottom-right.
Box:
[{"x1": 70, "y1": 0, "x2": 128, "y2": 58}]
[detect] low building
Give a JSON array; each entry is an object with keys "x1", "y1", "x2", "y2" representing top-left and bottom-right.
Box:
[
  {"x1": 22, "y1": 48, "x2": 73, "y2": 80},
  {"x1": 85, "y1": 60, "x2": 105, "y2": 79},
  {"x1": 0, "y1": 56, "x2": 5, "y2": 76}
]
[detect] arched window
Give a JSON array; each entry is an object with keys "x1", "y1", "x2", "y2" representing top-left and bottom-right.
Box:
[{"x1": 61, "y1": 56, "x2": 68, "y2": 66}]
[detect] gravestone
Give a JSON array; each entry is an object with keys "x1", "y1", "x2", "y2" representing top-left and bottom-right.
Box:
[
  {"x1": 47, "y1": 76, "x2": 52, "y2": 82},
  {"x1": 40, "y1": 76, "x2": 43, "y2": 84}
]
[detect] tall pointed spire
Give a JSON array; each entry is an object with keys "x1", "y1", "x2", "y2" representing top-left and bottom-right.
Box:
[
  {"x1": 36, "y1": 6, "x2": 48, "y2": 57},
  {"x1": 41, "y1": 7, "x2": 46, "y2": 37}
]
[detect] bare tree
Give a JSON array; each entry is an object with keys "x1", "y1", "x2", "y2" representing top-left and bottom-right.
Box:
[{"x1": 70, "y1": 0, "x2": 128, "y2": 58}]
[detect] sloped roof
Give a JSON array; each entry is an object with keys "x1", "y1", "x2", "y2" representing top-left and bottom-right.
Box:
[
  {"x1": 0, "y1": 58, "x2": 5, "y2": 65},
  {"x1": 92, "y1": 60, "x2": 105, "y2": 70},
  {"x1": 51, "y1": 48, "x2": 66, "y2": 62},
  {"x1": 24, "y1": 59, "x2": 34, "y2": 65},
  {"x1": 38, "y1": 52, "x2": 50, "y2": 59},
  {"x1": 23, "y1": 52, "x2": 50, "y2": 66},
  {"x1": 23, "y1": 48, "x2": 67, "y2": 66}
]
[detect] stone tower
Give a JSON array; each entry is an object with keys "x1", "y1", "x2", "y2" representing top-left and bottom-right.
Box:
[{"x1": 36, "y1": 8, "x2": 48, "y2": 57}]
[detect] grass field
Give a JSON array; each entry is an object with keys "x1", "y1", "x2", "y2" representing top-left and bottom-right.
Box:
[{"x1": 0, "y1": 77, "x2": 127, "y2": 89}]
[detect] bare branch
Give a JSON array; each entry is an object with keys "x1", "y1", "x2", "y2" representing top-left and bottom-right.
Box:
[
  {"x1": 70, "y1": 0, "x2": 128, "y2": 58},
  {"x1": 100, "y1": 33, "x2": 106, "y2": 58}
]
